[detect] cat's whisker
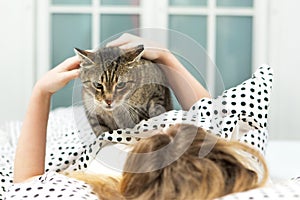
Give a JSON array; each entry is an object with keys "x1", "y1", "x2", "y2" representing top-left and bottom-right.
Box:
[
  {"x1": 116, "y1": 104, "x2": 138, "y2": 127},
  {"x1": 80, "y1": 96, "x2": 95, "y2": 102},
  {"x1": 126, "y1": 107, "x2": 140, "y2": 120},
  {"x1": 73, "y1": 96, "x2": 95, "y2": 106},
  {"x1": 123, "y1": 102, "x2": 149, "y2": 119},
  {"x1": 86, "y1": 106, "x2": 96, "y2": 115},
  {"x1": 82, "y1": 98, "x2": 95, "y2": 105},
  {"x1": 74, "y1": 101, "x2": 90, "y2": 107},
  {"x1": 73, "y1": 102, "x2": 85, "y2": 107},
  {"x1": 119, "y1": 104, "x2": 134, "y2": 119},
  {"x1": 73, "y1": 99, "x2": 86, "y2": 104},
  {"x1": 125, "y1": 107, "x2": 144, "y2": 119}
]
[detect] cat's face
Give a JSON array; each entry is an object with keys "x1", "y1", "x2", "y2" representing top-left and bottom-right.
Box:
[{"x1": 75, "y1": 45, "x2": 144, "y2": 111}]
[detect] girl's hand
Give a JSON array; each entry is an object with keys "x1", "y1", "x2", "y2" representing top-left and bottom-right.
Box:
[
  {"x1": 35, "y1": 56, "x2": 80, "y2": 95},
  {"x1": 106, "y1": 33, "x2": 170, "y2": 62},
  {"x1": 14, "y1": 56, "x2": 80, "y2": 183},
  {"x1": 107, "y1": 33, "x2": 211, "y2": 109}
]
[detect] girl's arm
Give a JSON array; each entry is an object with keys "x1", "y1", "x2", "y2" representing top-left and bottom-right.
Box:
[
  {"x1": 13, "y1": 57, "x2": 80, "y2": 183},
  {"x1": 154, "y1": 52, "x2": 211, "y2": 110},
  {"x1": 106, "y1": 33, "x2": 211, "y2": 110}
]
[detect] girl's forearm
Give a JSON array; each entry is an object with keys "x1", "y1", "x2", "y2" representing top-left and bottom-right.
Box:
[
  {"x1": 13, "y1": 57, "x2": 79, "y2": 183},
  {"x1": 13, "y1": 86, "x2": 51, "y2": 183},
  {"x1": 157, "y1": 52, "x2": 211, "y2": 110}
]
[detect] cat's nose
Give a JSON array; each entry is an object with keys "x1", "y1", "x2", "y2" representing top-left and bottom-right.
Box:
[{"x1": 105, "y1": 99, "x2": 113, "y2": 105}]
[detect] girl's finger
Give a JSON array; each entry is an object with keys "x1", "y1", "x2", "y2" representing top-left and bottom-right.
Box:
[
  {"x1": 61, "y1": 69, "x2": 80, "y2": 82},
  {"x1": 106, "y1": 39, "x2": 129, "y2": 47},
  {"x1": 56, "y1": 56, "x2": 80, "y2": 72},
  {"x1": 106, "y1": 33, "x2": 135, "y2": 47},
  {"x1": 118, "y1": 43, "x2": 142, "y2": 50}
]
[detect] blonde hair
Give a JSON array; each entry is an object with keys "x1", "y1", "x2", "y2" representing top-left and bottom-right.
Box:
[{"x1": 67, "y1": 124, "x2": 268, "y2": 200}]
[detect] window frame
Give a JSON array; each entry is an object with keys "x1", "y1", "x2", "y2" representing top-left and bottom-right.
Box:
[{"x1": 36, "y1": 0, "x2": 269, "y2": 96}]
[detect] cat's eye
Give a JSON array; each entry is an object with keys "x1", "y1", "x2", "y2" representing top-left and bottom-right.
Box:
[
  {"x1": 116, "y1": 82, "x2": 126, "y2": 89},
  {"x1": 93, "y1": 82, "x2": 103, "y2": 90}
]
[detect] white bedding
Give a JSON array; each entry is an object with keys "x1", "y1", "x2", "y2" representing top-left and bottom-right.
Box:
[
  {"x1": 1, "y1": 66, "x2": 299, "y2": 199},
  {"x1": 1, "y1": 114, "x2": 300, "y2": 199},
  {"x1": 266, "y1": 141, "x2": 300, "y2": 181},
  {"x1": 2, "y1": 120, "x2": 299, "y2": 181}
]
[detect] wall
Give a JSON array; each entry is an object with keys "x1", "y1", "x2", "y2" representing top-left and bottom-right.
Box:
[
  {"x1": 268, "y1": 0, "x2": 300, "y2": 139},
  {"x1": 0, "y1": 0, "x2": 35, "y2": 121}
]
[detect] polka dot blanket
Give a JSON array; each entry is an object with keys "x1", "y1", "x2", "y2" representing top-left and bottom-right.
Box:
[{"x1": 1, "y1": 65, "x2": 300, "y2": 199}]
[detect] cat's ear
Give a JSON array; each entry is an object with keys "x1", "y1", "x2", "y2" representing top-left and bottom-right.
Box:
[
  {"x1": 74, "y1": 48, "x2": 95, "y2": 65},
  {"x1": 124, "y1": 45, "x2": 144, "y2": 64}
]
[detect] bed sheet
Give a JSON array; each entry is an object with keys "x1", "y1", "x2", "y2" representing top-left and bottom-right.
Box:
[{"x1": 1, "y1": 108, "x2": 300, "y2": 200}]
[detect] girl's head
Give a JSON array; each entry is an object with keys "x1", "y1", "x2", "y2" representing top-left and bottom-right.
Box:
[
  {"x1": 120, "y1": 124, "x2": 268, "y2": 200},
  {"x1": 70, "y1": 124, "x2": 268, "y2": 200}
]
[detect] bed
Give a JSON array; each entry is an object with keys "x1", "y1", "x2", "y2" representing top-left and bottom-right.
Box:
[
  {"x1": 1, "y1": 113, "x2": 300, "y2": 199},
  {"x1": 1, "y1": 66, "x2": 300, "y2": 199}
]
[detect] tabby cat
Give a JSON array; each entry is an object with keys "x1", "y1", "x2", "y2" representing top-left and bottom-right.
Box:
[{"x1": 75, "y1": 45, "x2": 173, "y2": 137}]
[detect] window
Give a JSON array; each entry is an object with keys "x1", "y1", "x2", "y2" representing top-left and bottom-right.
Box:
[{"x1": 36, "y1": 0, "x2": 268, "y2": 109}]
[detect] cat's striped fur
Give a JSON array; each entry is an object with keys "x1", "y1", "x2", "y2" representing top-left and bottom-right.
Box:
[{"x1": 75, "y1": 45, "x2": 173, "y2": 137}]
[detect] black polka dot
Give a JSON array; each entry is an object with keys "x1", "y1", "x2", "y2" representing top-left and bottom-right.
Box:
[{"x1": 258, "y1": 114, "x2": 262, "y2": 119}]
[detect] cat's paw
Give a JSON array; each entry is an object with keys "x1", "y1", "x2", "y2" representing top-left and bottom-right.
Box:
[{"x1": 149, "y1": 104, "x2": 168, "y2": 118}]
